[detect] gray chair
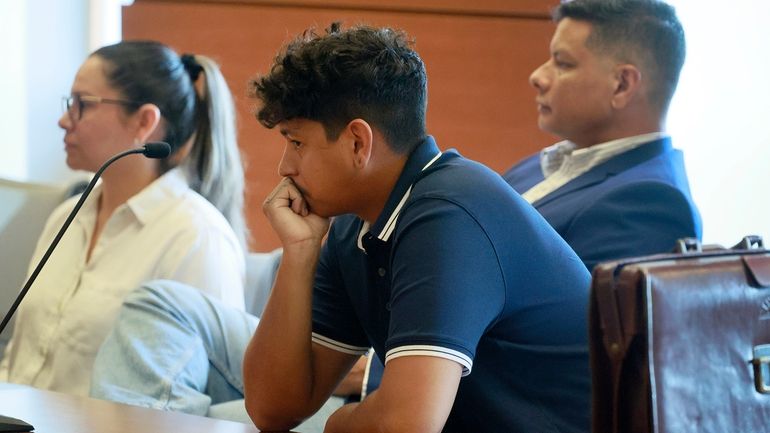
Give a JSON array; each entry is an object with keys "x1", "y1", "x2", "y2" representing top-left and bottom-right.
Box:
[
  {"x1": 0, "y1": 178, "x2": 70, "y2": 352},
  {"x1": 243, "y1": 248, "x2": 283, "y2": 317},
  {"x1": 207, "y1": 249, "x2": 345, "y2": 432}
]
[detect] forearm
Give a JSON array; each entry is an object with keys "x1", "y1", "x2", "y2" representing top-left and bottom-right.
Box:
[
  {"x1": 324, "y1": 357, "x2": 460, "y2": 433},
  {"x1": 243, "y1": 242, "x2": 322, "y2": 427},
  {"x1": 325, "y1": 395, "x2": 399, "y2": 433},
  {"x1": 332, "y1": 354, "x2": 368, "y2": 397},
  {"x1": 324, "y1": 390, "x2": 444, "y2": 433}
]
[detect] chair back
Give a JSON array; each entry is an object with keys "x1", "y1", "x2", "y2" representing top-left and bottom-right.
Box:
[
  {"x1": 244, "y1": 248, "x2": 282, "y2": 317},
  {"x1": 0, "y1": 178, "x2": 68, "y2": 347}
]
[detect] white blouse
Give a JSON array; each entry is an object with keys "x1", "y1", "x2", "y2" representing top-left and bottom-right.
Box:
[{"x1": 0, "y1": 168, "x2": 245, "y2": 396}]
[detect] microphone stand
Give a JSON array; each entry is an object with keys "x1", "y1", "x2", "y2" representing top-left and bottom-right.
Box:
[{"x1": 0, "y1": 143, "x2": 170, "y2": 432}]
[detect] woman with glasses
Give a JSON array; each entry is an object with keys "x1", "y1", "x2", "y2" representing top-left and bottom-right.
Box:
[{"x1": 0, "y1": 40, "x2": 248, "y2": 397}]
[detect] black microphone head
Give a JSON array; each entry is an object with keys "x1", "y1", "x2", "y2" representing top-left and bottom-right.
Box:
[{"x1": 143, "y1": 142, "x2": 172, "y2": 159}]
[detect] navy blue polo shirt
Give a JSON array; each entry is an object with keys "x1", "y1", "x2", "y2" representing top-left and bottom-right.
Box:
[{"x1": 311, "y1": 137, "x2": 591, "y2": 432}]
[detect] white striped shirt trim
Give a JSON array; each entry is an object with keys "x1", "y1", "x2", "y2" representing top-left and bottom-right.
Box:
[
  {"x1": 360, "y1": 349, "x2": 374, "y2": 399},
  {"x1": 379, "y1": 185, "x2": 413, "y2": 240},
  {"x1": 377, "y1": 151, "x2": 443, "y2": 242},
  {"x1": 311, "y1": 332, "x2": 370, "y2": 356},
  {"x1": 385, "y1": 344, "x2": 472, "y2": 376},
  {"x1": 357, "y1": 221, "x2": 371, "y2": 251}
]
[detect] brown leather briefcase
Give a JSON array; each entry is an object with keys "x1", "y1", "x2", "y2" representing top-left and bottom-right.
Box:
[{"x1": 590, "y1": 236, "x2": 770, "y2": 433}]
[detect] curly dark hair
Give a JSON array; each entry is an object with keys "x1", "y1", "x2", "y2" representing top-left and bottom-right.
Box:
[
  {"x1": 250, "y1": 22, "x2": 428, "y2": 154},
  {"x1": 555, "y1": 0, "x2": 686, "y2": 115}
]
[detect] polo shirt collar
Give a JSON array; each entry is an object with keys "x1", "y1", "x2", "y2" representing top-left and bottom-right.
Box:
[{"x1": 357, "y1": 136, "x2": 442, "y2": 251}]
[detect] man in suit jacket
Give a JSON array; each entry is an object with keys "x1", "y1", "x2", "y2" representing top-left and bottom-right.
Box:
[
  {"x1": 504, "y1": 0, "x2": 701, "y2": 272},
  {"x1": 354, "y1": 0, "x2": 704, "y2": 400}
]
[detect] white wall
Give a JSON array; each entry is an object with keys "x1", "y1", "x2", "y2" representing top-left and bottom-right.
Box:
[
  {"x1": 668, "y1": 0, "x2": 770, "y2": 246},
  {"x1": 0, "y1": 0, "x2": 28, "y2": 181},
  {"x1": 26, "y1": 0, "x2": 90, "y2": 185},
  {"x1": 0, "y1": 0, "x2": 126, "y2": 186}
]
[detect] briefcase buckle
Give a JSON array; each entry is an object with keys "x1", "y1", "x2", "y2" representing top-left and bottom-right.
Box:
[{"x1": 751, "y1": 345, "x2": 770, "y2": 394}]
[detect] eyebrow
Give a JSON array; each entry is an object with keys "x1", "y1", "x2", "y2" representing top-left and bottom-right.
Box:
[{"x1": 553, "y1": 50, "x2": 574, "y2": 61}]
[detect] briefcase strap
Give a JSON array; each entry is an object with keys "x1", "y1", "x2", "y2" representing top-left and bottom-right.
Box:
[{"x1": 594, "y1": 271, "x2": 626, "y2": 361}]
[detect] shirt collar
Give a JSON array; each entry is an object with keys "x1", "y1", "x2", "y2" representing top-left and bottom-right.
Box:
[
  {"x1": 539, "y1": 140, "x2": 576, "y2": 178},
  {"x1": 540, "y1": 132, "x2": 668, "y2": 178},
  {"x1": 125, "y1": 168, "x2": 190, "y2": 225},
  {"x1": 357, "y1": 137, "x2": 442, "y2": 251}
]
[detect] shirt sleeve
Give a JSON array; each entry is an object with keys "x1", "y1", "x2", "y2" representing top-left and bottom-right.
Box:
[
  {"x1": 385, "y1": 198, "x2": 506, "y2": 376},
  {"x1": 159, "y1": 225, "x2": 246, "y2": 310}
]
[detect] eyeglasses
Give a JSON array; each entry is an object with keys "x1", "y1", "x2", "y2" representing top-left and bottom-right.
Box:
[{"x1": 62, "y1": 94, "x2": 141, "y2": 122}]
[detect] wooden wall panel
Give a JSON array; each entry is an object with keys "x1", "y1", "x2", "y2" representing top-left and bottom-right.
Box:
[
  {"x1": 135, "y1": 0, "x2": 553, "y2": 17},
  {"x1": 123, "y1": 0, "x2": 559, "y2": 251}
]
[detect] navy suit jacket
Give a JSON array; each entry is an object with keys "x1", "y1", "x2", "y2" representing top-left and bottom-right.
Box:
[
  {"x1": 364, "y1": 137, "x2": 702, "y2": 398},
  {"x1": 504, "y1": 137, "x2": 702, "y2": 271}
]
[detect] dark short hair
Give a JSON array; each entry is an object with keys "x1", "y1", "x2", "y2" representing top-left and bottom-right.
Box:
[
  {"x1": 555, "y1": 0, "x2": 685, "y2": 113},
  {"x1": 250, "y1": 23, "x2": 428, "y2": 154}
]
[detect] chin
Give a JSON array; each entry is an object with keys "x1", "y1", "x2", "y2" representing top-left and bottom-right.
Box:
[
  {"x1": 64, "y1": 156, "x2": 81, "y2": 171},
  {"x1": 65, "y1": 158, "x2": 95, "y2": 173},
  {"x1": 309, "y1": 207, "x2": 336, "y2": 218},
  {"x1": 538, "y1": 119, "x2": 555, "y2": 135},
  {"x1": 308, "y1": 202, "x2": 344, "y2": 218},
  {"x1": 539, "y1": 121, "x2": 565, "y2": 139}
]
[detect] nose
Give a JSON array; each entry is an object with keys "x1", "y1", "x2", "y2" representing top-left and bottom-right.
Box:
[
  {"x1": 58, "y1": 110, "x2": 72, "y2": 130},
  {"x1": 529, "y1": 62, "x2": 549, "y2": 93},
  {"x1": 277, "y1": 144, "x2": 297, "y2": 177}
]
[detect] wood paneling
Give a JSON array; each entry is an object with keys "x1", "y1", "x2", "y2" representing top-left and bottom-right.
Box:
[
  {"x1": 134, "y1": 0, "x2": 552, "y2": 17},
  {"x1": 123, "y1": 0, "x2": 559, "y2": 251}
]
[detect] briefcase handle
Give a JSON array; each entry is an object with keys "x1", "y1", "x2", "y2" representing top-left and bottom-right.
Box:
[
  {"x1": 733, "y1": 235, "x2": 764, "y2": 250},
  {"x1": 752, "y1": 344, "x2": 770, "y2": 394},
  {"x1": 674, "y1": 235, "x2": 764, "y2": 254}
]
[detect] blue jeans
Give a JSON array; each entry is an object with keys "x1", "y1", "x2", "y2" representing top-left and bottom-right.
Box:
[{"x1": 90, "y1": 280, "x2": 258, "y2": 414}]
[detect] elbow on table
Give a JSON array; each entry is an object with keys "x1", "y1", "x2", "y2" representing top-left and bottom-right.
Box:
[{"x1": 244, "y1": 394, "x2": 305, "y2": 431}]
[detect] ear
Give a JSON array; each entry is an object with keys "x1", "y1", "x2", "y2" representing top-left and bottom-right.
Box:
[
  {"x1": 611, "y1": 64, "x2": 642, "y2": 110},
  {"x1": 133, "y1": 103, "x2": 163, "y2": 143},
  {"x1": 346, "y1": 119, "x2": 374, "y2": 169}
]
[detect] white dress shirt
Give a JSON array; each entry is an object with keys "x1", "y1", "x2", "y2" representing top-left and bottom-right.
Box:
[
  {"x1": 0, "y1": 168, "x2": 245, "y2": 396},
  {"x1": 522, "y1": 132, "x2": 668, "y2": 204}
]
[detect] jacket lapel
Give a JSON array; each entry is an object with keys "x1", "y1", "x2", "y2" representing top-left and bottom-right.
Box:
[{"x1": 533, "y1": 138, "x2": 672, "y2": 208}]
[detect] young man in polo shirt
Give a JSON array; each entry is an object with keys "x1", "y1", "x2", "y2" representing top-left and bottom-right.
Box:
[
  {"x1": 89, "y1": 22, "x2": 591, "y2": 432},
  {"x1": 243, "y1": 23, "x2": 591, "y2": 432}
]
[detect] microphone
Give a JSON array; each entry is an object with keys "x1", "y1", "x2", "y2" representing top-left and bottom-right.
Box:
[
  {"x1": 0, "y1": 141, "x2": 171, "y2": 335},
  {"x1": 0, "y1": 141, "x2": 170, "y2": 432},
  {"x1": 143, "y1": 141, "x2": 172, "y2": 159}
]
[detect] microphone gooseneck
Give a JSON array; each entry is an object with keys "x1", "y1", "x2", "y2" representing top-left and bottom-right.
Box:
[{"x1": 0, "y1": 143, "x2": 171, "y2": 335}]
